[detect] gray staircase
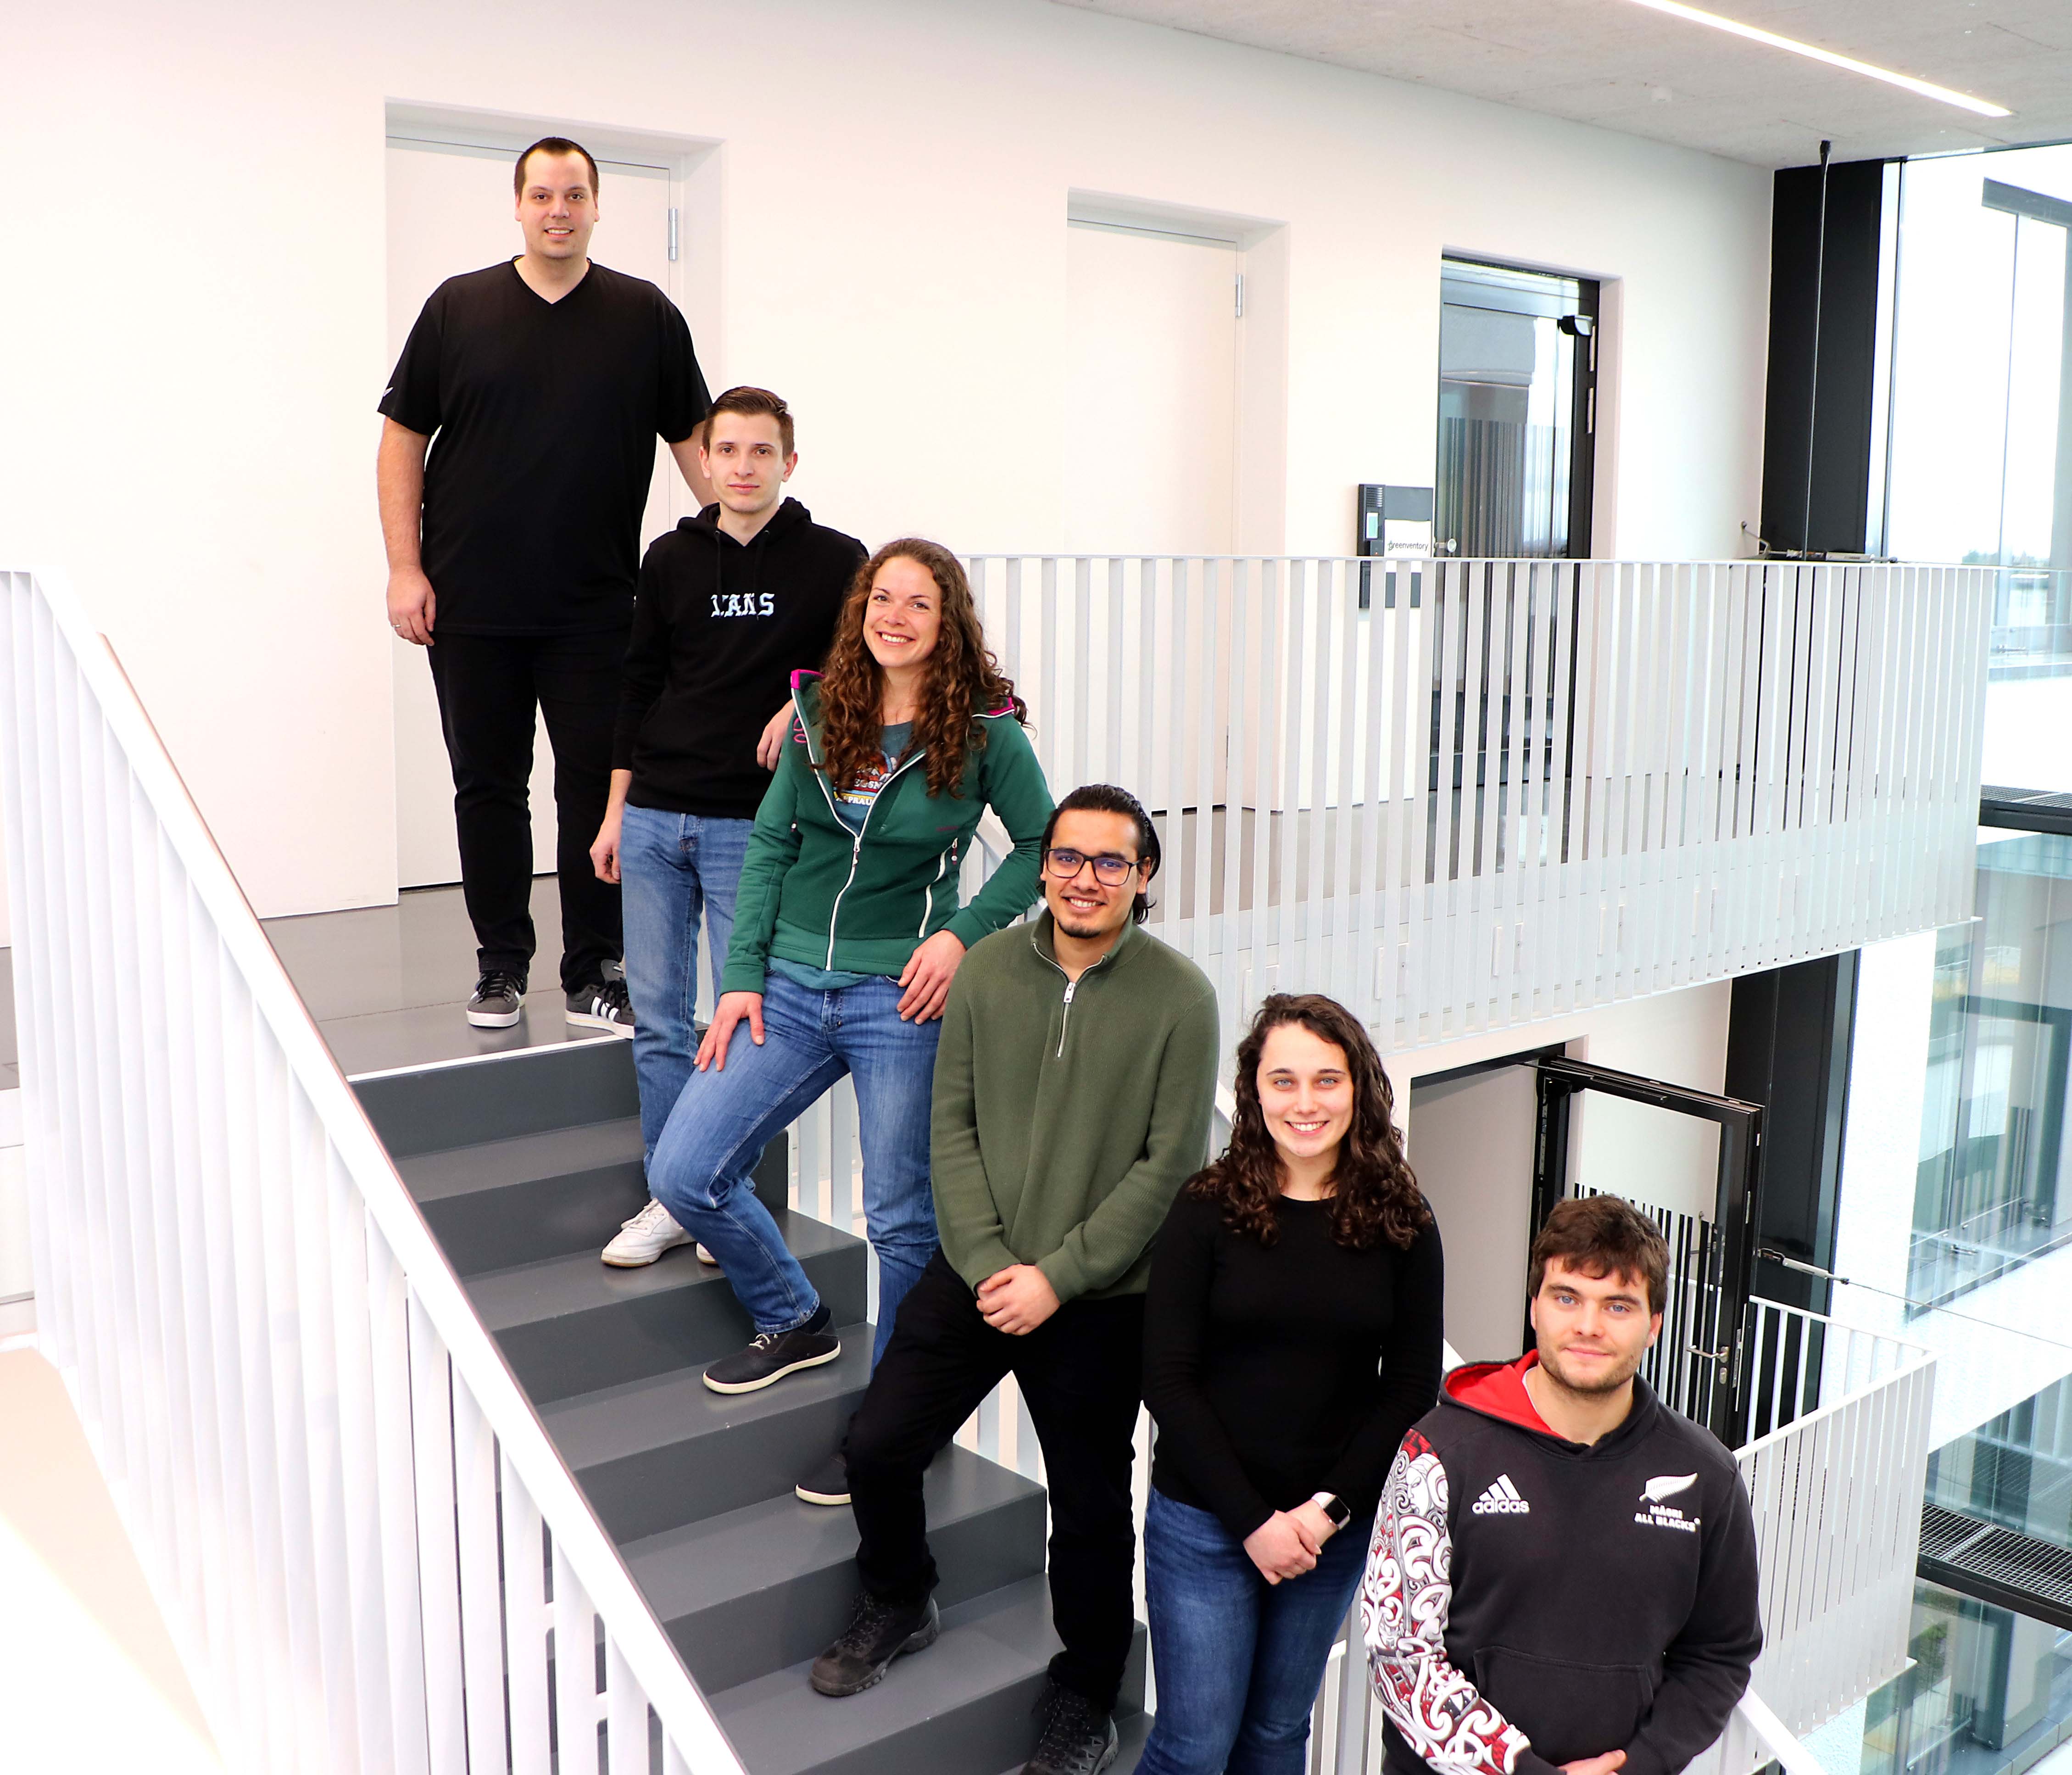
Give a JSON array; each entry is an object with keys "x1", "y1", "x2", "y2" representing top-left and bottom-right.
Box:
[{"x1": 356, "y1": 1040, "x2": 1149, "y2": 1775}]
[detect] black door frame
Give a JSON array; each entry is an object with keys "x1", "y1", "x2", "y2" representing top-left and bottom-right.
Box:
[{"x1": 1530, "y1": 1056, "x2": 1767, "y2": 1443}]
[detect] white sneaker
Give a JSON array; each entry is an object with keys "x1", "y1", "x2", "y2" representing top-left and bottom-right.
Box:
[
  {"x1": 602, "y1": 1199, "x2": 693, "y2": 1267},
  {"x1": 697, "y1": 1245, "x2": 721, "y2": 1266}
]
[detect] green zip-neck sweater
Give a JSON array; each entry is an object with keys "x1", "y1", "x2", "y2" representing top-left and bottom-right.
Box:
[
  {"x1": 720, "y1": 674, "x2": 1054, "y2": 993},
  {"x1": 931, "y1": 912, "x2": 1221, "y2": 1304}
]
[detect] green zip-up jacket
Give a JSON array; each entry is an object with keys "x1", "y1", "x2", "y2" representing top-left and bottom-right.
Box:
[
  {"x1": 720, "y1": 672, "x2": 1054, "y2": 994},
  {"x1": 931, "y1": 911, "x2": 1221, "y2": 1304}
]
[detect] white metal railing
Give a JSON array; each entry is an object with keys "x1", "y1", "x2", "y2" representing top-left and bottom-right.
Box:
[
  {"x1": 1706, "y1": 1310, "x2": 1935, "y2": 1771},
  {"x1": 0, "y1": 568, "x2": 746, "y2": 1774},
  {"x1": 958, "y1": 555, "x2": 1989, "y2": 1061}
]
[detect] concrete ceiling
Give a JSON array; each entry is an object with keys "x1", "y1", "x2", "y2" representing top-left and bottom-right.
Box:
[{"x1": 1051, "y1": 0, "x2": 2072, "y2": 167}]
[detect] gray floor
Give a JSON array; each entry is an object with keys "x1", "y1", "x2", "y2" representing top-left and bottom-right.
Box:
[{"x1": 261, "y1": 878, "x2": 620, "y2": 1078}]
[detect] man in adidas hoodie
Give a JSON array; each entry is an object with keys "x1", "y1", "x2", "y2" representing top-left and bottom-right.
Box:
[
  {"x1": 590, "y1": 387, "x2": 866, "y2": 1239},
  {"x1": 1363, "y1": 1194, "x2": 1760, "y2": 1775}
]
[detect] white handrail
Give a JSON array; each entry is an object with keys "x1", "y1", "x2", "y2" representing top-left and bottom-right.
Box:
[{"x1": 1, "y1": 567, "x2": 746, "y2": 1773}]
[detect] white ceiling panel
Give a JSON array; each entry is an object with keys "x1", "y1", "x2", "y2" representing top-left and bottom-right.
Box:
[{"x1": 1052, "y1": 0, "x2": 2072, "y2": 167}]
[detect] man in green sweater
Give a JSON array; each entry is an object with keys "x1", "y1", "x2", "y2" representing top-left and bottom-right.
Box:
[{"x1": 808, "y1": 783, "x2": 1220, "y2": 1775}]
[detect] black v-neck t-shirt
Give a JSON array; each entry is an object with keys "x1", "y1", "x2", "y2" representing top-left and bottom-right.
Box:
[{"x1": 379, "y1": 261, "x2": 711, "y2": 635}]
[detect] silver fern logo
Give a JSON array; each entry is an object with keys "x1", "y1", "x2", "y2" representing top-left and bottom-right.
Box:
[{"x1": 1636, "y1": 1473, "x2": 1700, "y2": 1532}]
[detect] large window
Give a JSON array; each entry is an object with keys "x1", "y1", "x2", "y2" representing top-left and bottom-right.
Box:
[{"x1": 1882, "y1": 145, "x2": 2072, "y2": 795}]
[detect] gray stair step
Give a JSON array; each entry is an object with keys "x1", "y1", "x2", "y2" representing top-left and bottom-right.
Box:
[
  {"x1": 626, "y1": 1446, "x2": 1046, "y2": 1693},
  {"x1": 545, "y1": 1327, "x2": 876, "y2": 1542},
  {"x1": 468, "y1": 1215, "x2": 867, "y2": 1403},
  {"x1": 400, "y1": 1116, "x2": 786, "y2": 1276},
  {"x1": 710, "y1": 1577, "x2": 1147, "y2": 1775},
  {"x1": 353, "y1": 1037, "x2": 640, "y2": 1156}
]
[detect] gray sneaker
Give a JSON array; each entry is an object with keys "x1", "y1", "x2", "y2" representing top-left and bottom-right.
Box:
[
  {"x1": 466, "y1": 971, "x2": 526, "y2": 1028},
  {"x1": 567, "y1": 977, "x2": 634, "y2": 1034}
]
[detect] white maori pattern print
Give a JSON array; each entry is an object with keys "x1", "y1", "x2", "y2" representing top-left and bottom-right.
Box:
[{"x1": 1361, "y1": 1430, "x2": 1534, "y2": 1775}]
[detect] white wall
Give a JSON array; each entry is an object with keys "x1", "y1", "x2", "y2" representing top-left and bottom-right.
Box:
[{"x1": 0, "y1": 0, "x2": 1772, "y2": 918}]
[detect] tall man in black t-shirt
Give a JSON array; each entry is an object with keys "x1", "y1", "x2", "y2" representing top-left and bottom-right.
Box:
[
  {"x1": 590, "y1": 386, "x2": 865, "y2": 1265},
  {"x1": 378, "y1": 135, "x2": 713, "y2": 1032}
]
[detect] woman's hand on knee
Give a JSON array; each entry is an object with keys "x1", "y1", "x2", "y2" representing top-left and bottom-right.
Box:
[
  {"x1": 696, "y1": 993, "x2": 764, "y2": 1071},
  {"x1": 896, "y1": 931, "x2": 966, "y2": 1022}
]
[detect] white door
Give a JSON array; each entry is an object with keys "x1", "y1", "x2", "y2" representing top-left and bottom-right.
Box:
[
  {"x1": 384, "y1": 138, "x2": 685, "y2": 887},
  {"x1": 1063, "y1": 223, "x2": 1237, "y2": 555}
]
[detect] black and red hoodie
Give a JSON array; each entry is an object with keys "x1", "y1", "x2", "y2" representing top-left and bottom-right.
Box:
[{"x1": 1361, "y1": 1356, "x2": 1760, "y2": 1775}]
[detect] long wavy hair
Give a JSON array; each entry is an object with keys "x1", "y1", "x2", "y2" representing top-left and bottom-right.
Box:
[
  {"x1": 815, "y1": 539, "x2": 1026, "y2": 800},
  {"x1": 1188, "y1": 994, "x2": 1430, "y2": 1251}
]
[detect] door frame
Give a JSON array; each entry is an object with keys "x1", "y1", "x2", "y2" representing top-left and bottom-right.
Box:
[{"x1": 1529, "y1": 1055, "x2": 1766, "y2": 1443}]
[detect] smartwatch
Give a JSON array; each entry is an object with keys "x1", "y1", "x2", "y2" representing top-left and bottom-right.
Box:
[{"x1": 1310, "y1": 1491, "x2": 1353, "y2": 1531}]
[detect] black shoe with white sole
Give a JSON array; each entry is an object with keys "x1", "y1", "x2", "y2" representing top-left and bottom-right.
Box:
[
  {"x1": 466, "y1": 971, "x2": 527, "y2": 1028},
  {"x1": 566, "y1": 977, "x2": 635, "y2": 1034},
  {"x1": 808, "y1": 1592, "x2": 939, "y2": 1697},
  {"x1": 1022, "y1": 1682, "x2": 1119, "y2": 1775},
  {"x1": 702, "y1": 1305, "x2": 841, "y2": 1395},
  {"x1": 795, "y1": 1451, "x2": 850, "y2": 1507}
]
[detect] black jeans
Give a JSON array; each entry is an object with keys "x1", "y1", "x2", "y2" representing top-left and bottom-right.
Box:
[
  {"x1": 426, "y1": 627, "x2": 626, "y2": 993},
  {"x1": 846, "y1": 1251, "x2": 1145, "y2": 1711}
]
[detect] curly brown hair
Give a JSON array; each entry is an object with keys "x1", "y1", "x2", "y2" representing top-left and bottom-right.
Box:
[
  {"x1": 815, "y1": 539, "x2": 1026, "y2": 800},
  {"x1": 1188, "y1": 994, "x2": 1430, "y2": 1251}
]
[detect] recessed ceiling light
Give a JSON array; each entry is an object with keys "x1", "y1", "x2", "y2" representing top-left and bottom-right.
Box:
[{"x1": 1623, "y1": 0, "x2": 2013, "y2": 118}]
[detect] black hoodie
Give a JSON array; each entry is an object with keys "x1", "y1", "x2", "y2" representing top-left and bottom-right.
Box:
[
  {"x1": 1362, "y1": 1356, "x2": 1760, "y2": 1775},
  {"x1": 613, "y1": 498, "x2": 866, "y2": 818}
]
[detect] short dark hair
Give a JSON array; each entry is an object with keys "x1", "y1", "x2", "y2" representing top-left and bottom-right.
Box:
[
  {"x1": 515, "y1": 137, "x2": 600, "y2": 199},
  {"x1": 1041, "y1": 784, "x2": 1161, "y2": 925},
  {"x1": 1528, "y1": 1194, "x2": 1669, "y2": 1316},
  {"x1": 704, "y1": 386, "x2": 795, "y2": 457}
]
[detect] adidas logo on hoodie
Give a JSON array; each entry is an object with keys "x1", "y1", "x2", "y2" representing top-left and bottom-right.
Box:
[{"x1": 1470, "y1": 1474, "x2": 1530, "y2": 1515}]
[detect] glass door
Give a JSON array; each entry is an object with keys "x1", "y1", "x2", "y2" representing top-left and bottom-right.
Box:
[{"x1": 1437, "y1": 258, "x2": 1599, "y2": 558}]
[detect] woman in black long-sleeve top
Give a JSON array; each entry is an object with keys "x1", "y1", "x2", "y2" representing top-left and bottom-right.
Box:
[{"x1": 1138, "y1": 993, "x2": 1443, "y2": 1775}]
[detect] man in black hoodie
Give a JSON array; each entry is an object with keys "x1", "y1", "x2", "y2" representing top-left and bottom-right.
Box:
[
  {"x1": 590, "y1": 387, "x2": 865, "y2": 1264},
  {"x1": 1363, "y1": 1194, "x2": 1760, "y2": 1775}
]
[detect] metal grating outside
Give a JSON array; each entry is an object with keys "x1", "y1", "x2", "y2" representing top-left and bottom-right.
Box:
[{"x1": 1919, "y1": 1501, "x2": 2072, "y2": 1631}]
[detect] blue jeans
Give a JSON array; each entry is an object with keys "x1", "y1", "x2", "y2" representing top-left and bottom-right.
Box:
[
  {"x1": 1138, "y1": 1489, "x2": 1374, "y2": 1775},
  {"x1": 646, "y1": 971, "x2": 941, "y2": 1361},
  {"x1": 618, "y1": 805, "x2": 754, "y2": 1164}
]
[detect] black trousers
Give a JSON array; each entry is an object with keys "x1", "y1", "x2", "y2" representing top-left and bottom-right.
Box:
[
  {"x1": 846, "y1": 1251, "x2": 1145, "y2": 1711},
  {"x1": 425, "y1": 627, "x2": 627, "y2": 993}
]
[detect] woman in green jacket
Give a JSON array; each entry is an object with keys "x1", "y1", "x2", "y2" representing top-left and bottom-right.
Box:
[{"x1": 640, "y1": 538, "x2": 1053, "y2": 1394}]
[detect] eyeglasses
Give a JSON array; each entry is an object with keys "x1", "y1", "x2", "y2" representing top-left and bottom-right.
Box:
[{"x1": 1043, "y1": 848, "x2": 1138, "y2": 887}]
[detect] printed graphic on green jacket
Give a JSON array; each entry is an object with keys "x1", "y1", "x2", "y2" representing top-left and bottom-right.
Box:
[{"x1": 719, "y1": 674, "x2": 1055, "y2": 994}]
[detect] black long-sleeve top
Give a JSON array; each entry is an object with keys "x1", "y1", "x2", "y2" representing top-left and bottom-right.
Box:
[{"x1": 1142, "y1": 1187, "x2": 1444, "y2": 1540}]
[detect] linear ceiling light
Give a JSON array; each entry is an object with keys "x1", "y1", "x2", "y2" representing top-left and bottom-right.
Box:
[{"x1": 1623, "y1": 0, "x2": 2012, "y2": 117}]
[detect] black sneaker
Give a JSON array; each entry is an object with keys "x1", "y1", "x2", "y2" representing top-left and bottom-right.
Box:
[
  {"x1": 467, "y1": 971, "x2": 527, "y2": 1028},
  {"x1": 808, "y1": 1591, "x2": 939, "y2": 1697},
  {"x1": 567, "y1": 976, "x2": 634, "y2": 1035},
  {"x1": 1023, "y1": 1682, "x2": 1118, "y2": 1775},
  {"x1": 702, "y1": 1306, "x2": 841, "y2": 1395},
  {"x1": 795, "y1": 1451, "x2": 850, "y2": 1507}
]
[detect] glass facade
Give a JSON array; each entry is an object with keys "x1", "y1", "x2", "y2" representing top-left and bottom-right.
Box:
[
  {"x1": 1833, "y1": 837, "x2": 2072, "y2": 1775},
  {"x1": 1824, "y1": 1581, "x2": 2072, "y2": 1775},
  {"x1": 1909, "y1": 836, "x2": 2072, "y2": 1310},
  {"x1": 1882, "y1": 145, "x2": 2072, "y2": 796}
]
